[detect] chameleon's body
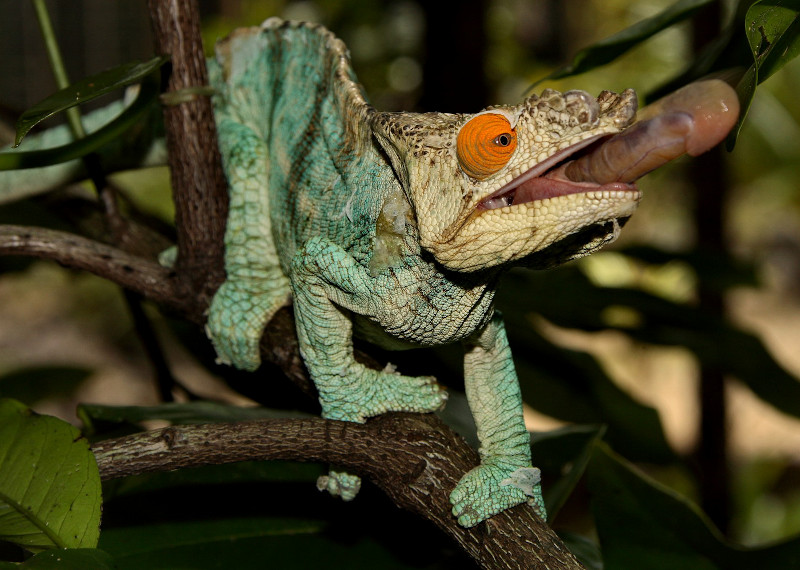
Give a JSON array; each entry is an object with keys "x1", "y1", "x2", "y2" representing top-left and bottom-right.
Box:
[
  {"x1": 204, "y1": 19, "x2": 642, "y2": 528},
  {"x1": 0, "y1": 18, "x2": 737, "y2": 528}
]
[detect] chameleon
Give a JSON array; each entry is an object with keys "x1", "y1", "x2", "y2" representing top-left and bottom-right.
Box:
[{"x1": 0, "y1": 18, "x2": 739, "y2": 528}]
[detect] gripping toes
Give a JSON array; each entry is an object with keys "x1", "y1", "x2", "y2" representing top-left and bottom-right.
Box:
[
  {"x1": 206, "y1": 280, "x2": 284, "y2": 371},
  {"x1": 321, "y1": 367, "x2": 448, "y2": 423},
  {"x1": 376, "y1": 367, "x2": 448, "y2": 415},
  {"x1": 450, "y1": 463, "x2": 545, "y2": 527},
  {"x1": 316, "y1": 469, "x2": 361, "y2": 501}
]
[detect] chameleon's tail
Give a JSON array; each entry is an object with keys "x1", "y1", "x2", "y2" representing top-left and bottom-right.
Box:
[{"x1": 0, "y1": 94, "x2": 166, "y2": 205}]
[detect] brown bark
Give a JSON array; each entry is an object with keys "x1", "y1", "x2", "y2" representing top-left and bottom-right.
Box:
[
  {"x1": 0, "y1": 225, "x2": 188, "y2": 314},
  {"x1": 92, "y1": 414, "x2": 582, "y2": 570},
  {"x1": 147, "y1": 0, "x2": 228, "y2": 312}
]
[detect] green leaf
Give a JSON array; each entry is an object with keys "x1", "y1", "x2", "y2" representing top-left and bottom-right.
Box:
[
  {"x1": 535, "y1": 0, "x2": 714, "y2": 84},
  {"x1": 589, "y1": 442, "x2": 800, "y2": 568},
  {"x1": 746, "y1": 0, "x2": 800, "y2": 83},
  {"x1": 728, "y1": 0, "x2": 800, "y2": 147},
  {"x1": 0, "y1": 77, "x2": 160, "y2": 171},
  {"x1": 11, "y1": 549, "x2": 115, "y2": 569},
  {"x1": 13, "y1": 57, "x2": 168, "y2": 147},
  {"x1": 0, "y1": 399, "x2": 101, "y2": 554}
]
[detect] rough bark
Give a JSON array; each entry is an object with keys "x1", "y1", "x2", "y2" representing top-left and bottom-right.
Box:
[
  {"x1": 92, "y1": 414, "x2": 582, "y2": 570},
  {"x1": 147, "y1": 0, "x2": 228, "y2": 312}
]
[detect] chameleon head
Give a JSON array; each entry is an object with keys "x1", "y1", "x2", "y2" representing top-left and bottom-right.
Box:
[{"x1": 371, "y1": 88, "x2": 642, "y2": 272}]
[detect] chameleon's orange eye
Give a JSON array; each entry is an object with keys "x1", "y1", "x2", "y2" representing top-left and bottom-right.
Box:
[{"x1": 456, "y1": 113, "x2": 517, "y2": 180}]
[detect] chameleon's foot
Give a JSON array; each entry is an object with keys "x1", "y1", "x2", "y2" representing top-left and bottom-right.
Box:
[
  {"x1": 321, "y1": 364, "x2": 448, "y2": 422},
  {"x1": 205, "y1": 277, "x2": 288, "y2": 371},
  {"x1": 450, "y1": 464, "x2": 546, "y2": 528},
  {"x1": 372, "y1": 364, "x2": 449, "y2": 416},
  {"x1": 316, "y1": 469, "x2": 361, "y2": 501}
]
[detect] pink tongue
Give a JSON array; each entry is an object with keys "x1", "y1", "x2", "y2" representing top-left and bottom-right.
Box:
[
  {"x1": 512, "y1": 177, "x2": 629, "y2": 205},
  {"x1": 559, "y1": 79, "x2": 740, "y2": 185}
]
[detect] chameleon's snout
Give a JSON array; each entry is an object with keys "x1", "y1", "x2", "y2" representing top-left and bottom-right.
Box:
[{"x1": 562, "y1": 79, "x2": 740, "y2": 185}]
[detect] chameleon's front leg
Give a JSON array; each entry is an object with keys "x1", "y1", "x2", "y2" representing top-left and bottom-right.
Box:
[
  {"x1": 206, "y1": 117, "x2": 291, "y2": 371},
  {"x1": 290, "y1": 237, "x2": 448, "y2": 499},
  {"x1": 451, "y1": 314, "x2": 546, "y2": 527}
]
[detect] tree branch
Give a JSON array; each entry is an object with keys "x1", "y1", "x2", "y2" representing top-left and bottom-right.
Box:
[
  {"x1": 92, "y1": 413, "x2": 582, "y2": 570},
  {"x1": 147, "y1": 0, "x2": 228, "y2": 310},
  {"x1": 0, "y1": 224, "x2": 193, "y2": 316}
]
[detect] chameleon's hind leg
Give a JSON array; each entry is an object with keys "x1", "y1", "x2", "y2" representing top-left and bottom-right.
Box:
[
  {"x1": 206, "y1": 117, "x2": 291, "y2": 371},
  {"x1": 290, "y1": 236, "x2": 449, "y2": 499}
]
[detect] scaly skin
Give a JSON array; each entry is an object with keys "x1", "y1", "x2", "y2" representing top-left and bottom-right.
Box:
[{"x1": 204, "y1": 18, "x2": 645, "y2": 528}]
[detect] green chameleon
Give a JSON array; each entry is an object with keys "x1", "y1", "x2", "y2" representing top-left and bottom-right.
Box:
[{"x1": 0, "y1": 18, "x2": 738, "y2": 528}]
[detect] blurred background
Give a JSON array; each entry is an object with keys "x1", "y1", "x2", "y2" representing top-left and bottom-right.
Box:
[{"x1": 1, "y1": 0, "x2": 799, "y2": 553}]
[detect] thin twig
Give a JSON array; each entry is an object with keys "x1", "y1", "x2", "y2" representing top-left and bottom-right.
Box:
[{"x1": 0, "y1": 225, "x2": 190, "y2": 317}]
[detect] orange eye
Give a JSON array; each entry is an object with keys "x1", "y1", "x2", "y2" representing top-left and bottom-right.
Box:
[{"x1": 456, "y1": 113, "x2": 517, "y2": 180}]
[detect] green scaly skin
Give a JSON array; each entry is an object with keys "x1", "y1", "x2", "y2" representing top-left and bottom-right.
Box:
[{"x1": 205, "y1": 19, "x2": 641, "y2": 528}]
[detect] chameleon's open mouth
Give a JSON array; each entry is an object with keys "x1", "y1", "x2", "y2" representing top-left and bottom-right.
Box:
[
  {"x1": 477, "y1": 79, "x2": 740, "y2": 212},
  {"x1": 477, "y1": 135, "x2": 635, "y2": 210}
]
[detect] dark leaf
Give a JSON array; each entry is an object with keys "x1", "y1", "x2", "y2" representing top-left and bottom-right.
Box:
[
  {"x1": 626, "y1": 320, "x2": 800, "y2": 419},
  {"x1": 10, "y1": 549, "x2": 116, "y2": 569},
  {"x1": 620, "y1": 245, "x2": 758, "y2": 290},
  {"x1": 534, "y1": 0, "x2": 714, "y2": 84},
  {"x1": 0, "y1": 78, "x2": 160, "y2": 171},
  {"x1": 559, "y1": 531, "x2": 604, "y2": 570},
  {"x1": 503, "y1": 265, "x2": 800, "y2": 421},
  {"x1": 506, "y1": 318, "x2": 676, "y2": 464},
  {"x1": 102, "y1": 461, "x2": 323, "y2": 503},
  {"x1": 99, "y1": 517, "x2": 448, "y2": 570},
  {"x1": 13, "y1": 57, "x2": 168, "y2": 147},
  {"x1": 532, "y1": 425, "x2": 607, "y2": 519},
  {"x1": 0, "y1": 366, "x2": 92, "y2": 406},
  {"x1": 589, "y1": 443, "x2": 800, "y2": 568}
]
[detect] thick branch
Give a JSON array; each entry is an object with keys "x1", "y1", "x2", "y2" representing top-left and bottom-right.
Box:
[
  {"x1": 92, "y1": 413, "x2": 582, "y2": 570},
  {"x1": 147, "y1": 0, "x2": 228, "y2": 309}
]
